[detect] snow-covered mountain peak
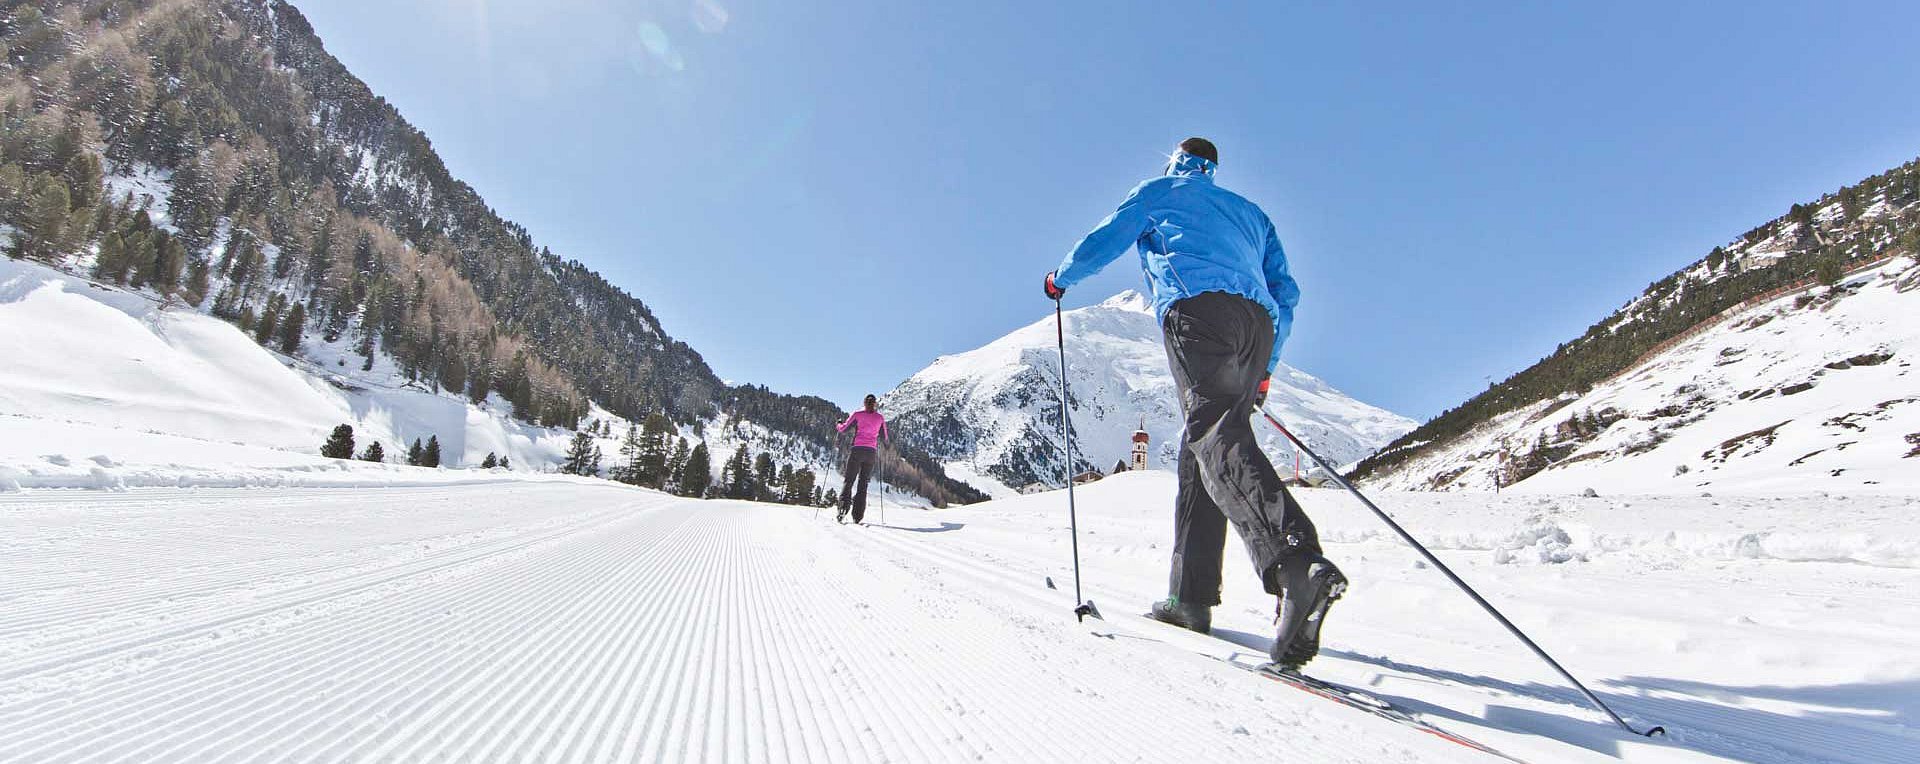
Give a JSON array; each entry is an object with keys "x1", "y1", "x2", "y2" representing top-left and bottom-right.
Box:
[
  {"x1": 886, "y1": 291, "x2": 1415, "y2": 496},
  {"x1": 1098, "y1": 289, "x2": 1152, "y2": 312}
]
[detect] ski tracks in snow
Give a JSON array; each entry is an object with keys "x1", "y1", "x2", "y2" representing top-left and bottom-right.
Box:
[{"x1": 0, "y1": 484, "x2": 1501, "y2": 762}]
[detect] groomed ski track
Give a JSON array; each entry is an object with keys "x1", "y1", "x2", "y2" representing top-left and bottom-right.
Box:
[
  {"x1": 0, "y1": 483, "x2": 1468, "y2": 762},
  {"x1": 0, "y1": 478, "x2": 1841, "y2": 763}
]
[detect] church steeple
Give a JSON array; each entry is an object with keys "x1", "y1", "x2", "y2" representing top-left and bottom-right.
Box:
[{"x1": 1131, "y1": 417, "x2": 1150, "y2": 471}]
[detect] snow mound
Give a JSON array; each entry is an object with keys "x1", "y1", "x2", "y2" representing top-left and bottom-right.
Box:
[{"x1": 1493, "y1": 516, "x2": 1584, "y2": 565}]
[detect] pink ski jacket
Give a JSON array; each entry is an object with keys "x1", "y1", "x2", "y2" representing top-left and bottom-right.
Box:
[{"x1": 837, "y1": 410, "x2": 889, "y2": 449}]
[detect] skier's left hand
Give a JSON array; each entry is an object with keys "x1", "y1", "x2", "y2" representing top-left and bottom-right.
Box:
[
  {"x1": 1254, "y1": 374, "x2": 1271, "y2": 408},
  {"x1": 1043, "y1": 272, "x2": 1065, "y2": 301}
]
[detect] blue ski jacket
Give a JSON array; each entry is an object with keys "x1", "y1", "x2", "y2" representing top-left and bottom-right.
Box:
[{"x1": 1051, "y1": 151, "x2": 1300, "y2": 374}]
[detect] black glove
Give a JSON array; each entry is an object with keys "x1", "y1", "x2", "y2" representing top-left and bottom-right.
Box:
[
  {"x1": 1254, "y1": 374, "x2": 1271, "y2": 408},
  {"x1": 1043, "y1": 271, "x2": 1065, "y2": 301}
]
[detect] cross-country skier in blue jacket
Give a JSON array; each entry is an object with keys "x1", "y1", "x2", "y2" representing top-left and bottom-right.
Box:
[{"x1": 1044, "y1": 137, "x2": 1345, "y2": 671}]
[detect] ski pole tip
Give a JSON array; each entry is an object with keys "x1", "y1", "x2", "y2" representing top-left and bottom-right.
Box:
[{"x1": 1644, "y1": 725, "x2": 1666, "y2": 738}]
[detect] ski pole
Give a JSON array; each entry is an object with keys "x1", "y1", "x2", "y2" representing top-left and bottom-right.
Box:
[
  {"x1": 1258, "y1": 408, "x2": 1663, "y2": 738},
  {"x1": 1055, "y1": 301, "x2": 1098, "y2": 621}
]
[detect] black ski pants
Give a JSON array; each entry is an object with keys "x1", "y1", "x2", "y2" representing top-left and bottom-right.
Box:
[
  {"x1": 839, "y1": 446, "x2": 877, "y2": 522},
  {"x1": 1162, "y1": 291, "x2": 1322, "y2": 606}
]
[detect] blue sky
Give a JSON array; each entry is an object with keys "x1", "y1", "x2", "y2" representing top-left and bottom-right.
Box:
[{"x1": 299, "y1": 0, "x2": 1920, "y2": 420}]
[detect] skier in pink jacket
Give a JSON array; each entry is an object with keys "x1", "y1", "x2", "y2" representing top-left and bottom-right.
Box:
[{"x1": 834, "y1": 394, "x2": 891, "y2": 524}]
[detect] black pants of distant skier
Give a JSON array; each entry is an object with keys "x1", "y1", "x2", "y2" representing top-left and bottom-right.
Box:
[
  {"x1": 1162, "y1": 291, "x2": 1322, "y2": 606},
  {"x1": 839, "y1": 445, "x2": 876, "y2": 523}
]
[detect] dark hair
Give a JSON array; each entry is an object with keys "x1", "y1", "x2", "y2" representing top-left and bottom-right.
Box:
[
  {"x1": 863, "y1": 394, "x2": 878, "y2": 412},
  {"x1": 1178, "y1": 137, "x2": 1218, "y2": 165}
]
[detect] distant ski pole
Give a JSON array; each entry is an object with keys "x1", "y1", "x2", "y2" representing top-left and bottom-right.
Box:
[
  {"x1": 1257, "y1": 408, "x2": 1663, "y2": 738},
  {"x1": 1054, "y1": 301, "x2": 1098, "y2": 621}
]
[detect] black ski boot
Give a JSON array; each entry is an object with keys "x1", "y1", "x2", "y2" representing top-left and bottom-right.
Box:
[
  {"x1": 1268, "y1": 554, "x2": 1347, "y2": 670},
  {"x1": 1147, "y1": 597, "x2": 1212, "y2": 634}
]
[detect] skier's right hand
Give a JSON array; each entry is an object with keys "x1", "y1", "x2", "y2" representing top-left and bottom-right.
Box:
[
  {"x1": 1254, "y1": 374, "x2": 1271, "y2": 408},
  {"x1": 1043, "y1": 271, "x2": 1065, "y2": 301}
]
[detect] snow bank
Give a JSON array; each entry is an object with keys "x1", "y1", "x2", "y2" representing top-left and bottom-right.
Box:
[
  {"x1": 0, "y1": 257, "x2": 623, "y2": 481},
  {"x1": 0, "y1": 415, "x2": 622, "y2": 492},
  {"x1": 1301, "y1": 485, "x2": 1920, "y2": 569}
]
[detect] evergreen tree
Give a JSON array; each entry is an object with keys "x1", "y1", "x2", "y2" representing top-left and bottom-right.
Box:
[
  {"x1": 424, "y1": 435, "x2": 442, "y2": 468},
  {"x1": 614, "y1": 423, "x2": 643, "y2": 484},
  {"x1": 663, "y1": 437, "x2": 689, "y2": 493},
  {"x1": 360, "y1": 441, "x2": 385, "y2": 462},
  {"x1": 167, "y1": 158, "x2": 217, "y2": 253},
  {"x1": 823, "y1": 489, "x2": 839, "y2": 509},
  {"x1": 278, "y1": 301, "x2": 306, "y2": 353},
  {"x1": 753, "y1": 452, "x2": 777, "y2": 500},
  {"x1": 783, "y1": 468, "x2": 816, "y2": 506},
  {"x1": 255, "y1": 294, "x2": 283, "y2": 345},
  {"x1": 562, "y1": 431, "x2": 601, "y2": 476},
  {"x1": 320, "y1": 424, "x2": 355, "y2": 459},
  {"x1": 500, "y1": 456, "x2": 511, "y2": 470},
  {"x1": 721, "y1": 445, "x2": 755, "y2": 499},
  {"x1": 1816, "y1": 254, "x2": 1843, "y2": 286},
  {"x1": 61, "y1": 151, "x2": 102, "y2": 211},
  {"x1": 465, "y1": 359, "x2": 489, "y2": 405},
  {"x1": 637, "y1": 413, "x2": 674, "y2": 488},
  {"x1": 322, "y1": 298, "x2": 351, "y2": 343},
  {"x1": 356, "y1": 285, "x2": 382, "y2": 371},
  {"x1": 678, "y1": 443, "x2": 712, "y2": 497},
  {"x1": 182, "y1": 256, "x2": 209, "y2": 306},
  {"x1": 480, "y1": 452, "x2": 498, "y2": 469},
  {"x1": 93, "y1": 232, "x2": 129, "y2": 282},
  {"x1": 14, "y1": 177, "x2": 69, "y2": 260},
  {"x1": 407, "y1": 438, "x2": 424, "y2": 466}
]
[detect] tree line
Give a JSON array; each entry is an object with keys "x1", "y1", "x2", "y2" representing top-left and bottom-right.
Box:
[
  {"x1": 320, "y1": 424, "x2": 499, "y2": 468},
  {"x1": 554, "y1": 414, "x2": 842, "y2": 507}
]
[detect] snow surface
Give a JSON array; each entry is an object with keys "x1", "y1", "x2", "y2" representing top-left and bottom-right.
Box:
[
  {"x1": 5, "y1": 473, "x2": 1911, "y2": 761},
  {"x1": 886, "y1": 290, "x2": 1416, "y2": 494},
  {"x1": 1370, "y1": 257, "x2": 1920, "y2": 495}
]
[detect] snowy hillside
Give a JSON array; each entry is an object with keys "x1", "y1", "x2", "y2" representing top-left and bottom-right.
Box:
[
  {"x1": 1367, "y1": 256, "x2": 1920, "y2": 494},
  {"x1": 8, "y1": 472, "x2": 1916, "y2": 761},
  {"x1": 1357, "y1": 155, "x2": 1920, "y2": 491},
  {"x1": 0, "y1": 256, "x2": 879, "y2": 496},
  {"x1": 0, "y1": 256, "x2": 599, "y2": 475},
  {"x1": 885, "y1": 291, "x2": 1415, "y2": 495}
]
